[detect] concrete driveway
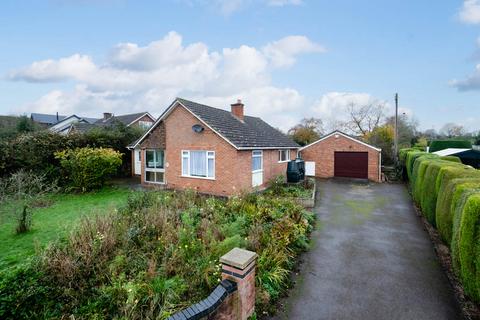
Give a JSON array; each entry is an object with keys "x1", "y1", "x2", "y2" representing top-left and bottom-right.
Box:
[{"x1": 271, "y1": 179, "x2": 461, "y2": 320}]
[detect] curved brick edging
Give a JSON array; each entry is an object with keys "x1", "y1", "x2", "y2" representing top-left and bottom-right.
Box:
[{"x1": 168, "y1": 279, "x2": 237, "y2": 320}]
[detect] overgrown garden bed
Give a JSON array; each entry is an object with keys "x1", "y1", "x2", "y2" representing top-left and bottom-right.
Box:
[
  {"x1": 0, "y1": 188, "x2": 314, "y2": 319},
  {"x1": 266, "y1": 176, "x2": 316, "y2": 208}
]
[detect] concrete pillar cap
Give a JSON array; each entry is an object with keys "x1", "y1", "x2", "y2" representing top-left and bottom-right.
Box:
[{"x1": 220, "y1": 248, "x2": 257, "y2": 269}]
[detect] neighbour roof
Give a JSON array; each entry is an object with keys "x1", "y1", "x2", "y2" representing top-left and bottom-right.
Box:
[
  {"x1": 95, "y1": 112, "x2": 153, "y2": 126},
  {"x1": 299, "y1": 130, "x2": 382, "y2": 152},
  {"x1": 69, "y1": 122, "x2": 98, "y2": 134},
  {"x1": 431, "y1": 148, "x2": 471, "y2": 157},
  {"x1": 31, "y1": 113, "x2": 67, "y2": 124},
  {"x1": 130, "y1": 98, "x2": 299, "y2": 149}
]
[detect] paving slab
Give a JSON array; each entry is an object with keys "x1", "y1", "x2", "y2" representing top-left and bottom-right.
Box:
[{"x1": 271, "y1": 179, "x2": 461, "y2": 320}]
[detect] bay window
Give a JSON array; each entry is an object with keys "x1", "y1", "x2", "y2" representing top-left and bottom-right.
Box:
[
  {"x1": 145, "y1": 149, "x2": 165, "y2": 183},
  {"x1": 181, "y1": 150, "x2": 215, "y2": 179}
]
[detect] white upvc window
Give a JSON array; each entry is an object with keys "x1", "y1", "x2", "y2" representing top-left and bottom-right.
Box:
[
  {"x1": 181, "y1": 150, "x2": 215, "y2": 179},
  {"x1": 278, "y1": 149, "x2": 290, "y2": 163},
  {"x1": 252, "y1": 150, "x2": 263, "y2": 172},
  {"x1": 145, "y1": 149, "x2": 165, "y2": 184},
  {"x1": 138, "y1": 120, "x2": 152, "y2": 130}
]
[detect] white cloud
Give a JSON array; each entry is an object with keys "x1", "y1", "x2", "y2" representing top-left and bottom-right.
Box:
[
  {"x1": 9, "y1": 54, "x2": 96, "y2": 82},
  {"x1": 262, "y1": 35, "x2": 326, "y2": 68},
  {"x1": 450, "y1": 63, "x2": 480, "y2": 91},
  {"x1": 9, "y1": 32, "x2": 325, "y2": 130},
  {"x1": 458, "y1": 0, "x2": 480, "y2": 24}
]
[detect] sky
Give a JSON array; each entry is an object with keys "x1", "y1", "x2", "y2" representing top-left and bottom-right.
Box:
[{"x1": 1, "y1": 0, "x2": 480, "y2": 132}]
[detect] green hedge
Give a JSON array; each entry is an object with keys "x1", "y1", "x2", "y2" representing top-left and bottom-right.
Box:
[
  {"x1": 440, "y1": 156, "x2": 462, "y2": 163},
  {"x1": 419, "y1": 160, "x2": 458, "y2": 225},
  {"x1": 436, "y1": 178, "x2": 480, "y2": 244},
  {"x1": 411, "y1": 155, "x2": 438, "y2": 204},
  {"x1": 455, "y1": 193, "x2": 480, "y2": 301},
  {"x1": 403, "y1": 148, "x2": 480, "y2": 303},
  {"x1": 429, "y1": 140, "x2": 472, "y2": 153},
  {"x1": 406, "y1": 151, "x2": 429, "y2": 181}
]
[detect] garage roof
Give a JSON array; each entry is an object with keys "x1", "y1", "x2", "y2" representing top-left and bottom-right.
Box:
[
  {"x1": 299, "y1": 130, "x2": 382, "y2": 152},
  {"x1": 431, "y1": 148, "x2": 471, "y2": 157}
]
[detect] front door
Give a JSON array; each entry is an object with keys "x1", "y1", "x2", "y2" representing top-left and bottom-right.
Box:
[
  {"x1": 134, "y1": 148, "x2": 142, "y2": 175},
  {"x1": 252, "y1": 150, "x2": 263, "y2": 187}
]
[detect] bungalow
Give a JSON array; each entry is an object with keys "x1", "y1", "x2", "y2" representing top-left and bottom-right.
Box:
[
  {"x1": 128, "y1": 98, "x2": 299, "y2": 196},
  {"x1": 49, "y1": 111, "x2": 155, "y2": 135}
]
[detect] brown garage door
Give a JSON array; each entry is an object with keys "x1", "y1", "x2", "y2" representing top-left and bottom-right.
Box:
[{"x1": 334, "y1": 152, "x2": 368, "y2": 179}]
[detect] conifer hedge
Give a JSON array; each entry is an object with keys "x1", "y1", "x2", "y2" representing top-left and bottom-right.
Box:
[{"x1": 400, "y1": 148, "x2": 480, "y2": 302}]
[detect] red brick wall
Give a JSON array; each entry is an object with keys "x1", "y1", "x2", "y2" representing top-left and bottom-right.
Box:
[
  {"x1": 139, "y1": 104, "x2": 298, "y2": 195},
  {"x1": 300, "y1": 134, "x2": 380, "y2": 182}
]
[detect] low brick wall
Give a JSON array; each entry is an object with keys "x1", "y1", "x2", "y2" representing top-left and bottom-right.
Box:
[
  {"x1": 168, "y1": 248, "x2": 257, "y2": 320},
  {"x1": 295, "y1": 179, "x2": 316, "y2": 209}
]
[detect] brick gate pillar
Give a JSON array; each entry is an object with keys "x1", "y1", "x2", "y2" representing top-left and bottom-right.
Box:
[{"x1": 220, "y1": 248, "x2": 257, "y2": 320}]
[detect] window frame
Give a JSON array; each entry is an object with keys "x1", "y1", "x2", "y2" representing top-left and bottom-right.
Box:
[
  {"x1": 144, "y1": 149, "x2": 165, "y2": 184},
  {"x1": 138, "y1": 120, "x2": 153, "y2": 130},
  {"x1": 278, "y1": 149, "x2": 290, "y2": 163},
  {"x1": 252, "y1": 150, "x2": 263, "y2": 173},
  {"x1": 181, "y1": 150, "x2": 215, "y2": 180}
]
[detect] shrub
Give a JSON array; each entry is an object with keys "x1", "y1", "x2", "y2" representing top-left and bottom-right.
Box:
[
  {"x1": 406, "y1": 151, "x2": 428, "y2": 181},
  {"x1": 429, "y1": 140, "x2": 472, "y2": 153},
  {"x1": 411, "y1": 154, "x2": 438, "y2": 203},
  {"x1": 440, "y1": 156, "x2": 462, "y2": 163},
  {"x1": 418, "y1": 160, "x2": 456, "y2": 225},
  {"x1": 436, "y1": 178, "x2": 480, "y2": 244},
  {"x1": 435, "y1": 165, "x2": 480, "y2": 195},
  {"x1": 55, "y1": 147, "x2": 123, "y2": 192},
  {"x1": 452, "y1": 193, "x2": 480, "y2": 301}
]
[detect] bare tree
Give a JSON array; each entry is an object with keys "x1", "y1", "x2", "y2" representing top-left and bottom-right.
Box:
[
  {"x1": 341, "y1": 101, "x2": 387, "y2": 136},
  {"x1": 439, "y1": 123, "x2": 466, "y2": 138}
]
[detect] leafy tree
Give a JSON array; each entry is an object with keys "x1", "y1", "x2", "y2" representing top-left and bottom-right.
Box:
[
  {"x1": 16, "y1": 116, "x2": 36, "y2": 133},
  {"x1": 366, "y1": 125, "x2": 394, "y2": 164},
  {"x1": 288, "y1": 117, "x2": 324, "y2": 146}
]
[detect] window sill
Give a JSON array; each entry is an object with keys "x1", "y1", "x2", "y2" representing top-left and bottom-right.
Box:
[
  {"x1": 278, "y1": 160, "x2": 290, "y2": 163},
  {"x1": 181, "y1": 175, "x2": 216, "y2": 181},
  {"x1": 252, "y1": 169, "x2": 264, "y2": 173},
  {"x1": 144, "y1": 180, "x2": 166, "y2": 185}
]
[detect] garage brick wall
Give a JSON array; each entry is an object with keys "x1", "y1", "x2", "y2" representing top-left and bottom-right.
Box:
[{"x1": 300, "y1": 134, "x2": 380, "y2": 182}]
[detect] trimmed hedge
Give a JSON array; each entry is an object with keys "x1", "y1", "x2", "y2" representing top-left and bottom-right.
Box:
[
  {"x1": 455, "y1": 193, "x2": 480, "y2": 301},
  {"x1": 419, "y1": 160, "x2": 458, "y2": 225},
  {"x1": 411, "y1": 155, "x2": 438, "y2": 204},
  {"x1": 403, "y1": 148, "x2": 480, "y2": 303},
  {"x1": 429, "y1": 140, "x2": 472, "y2": 153},
  {"x1": 440, "y1": 156, "x2": 462, "y2": 163},
  {"x1": 406, "y1": 151, "x2": 428, "y2": 181}
]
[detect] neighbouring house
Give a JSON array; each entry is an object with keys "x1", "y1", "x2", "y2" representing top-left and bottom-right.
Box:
[
  {"x1": 49, "y1": 115, "x2": 98, "y2": 135},
  {"x1": 47, "y1": 111, "x2": 155, "y2": 135},
  {"x1": 299, "y1": 130, "x2": 381, "y2": 182},
  {"x1": 94, "y1": 112, "x2": 155, "y2": 130},
  {"x1": 127, "y1": 98, "x2": 299, "y2": 196},
  {"x1": 31, "y1": 112, "x2": 67, "y2": 127},
  {"x1": 432, "y1": 148, "x2": 480, "y2": 169}
]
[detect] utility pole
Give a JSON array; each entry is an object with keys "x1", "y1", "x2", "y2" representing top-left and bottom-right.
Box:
[{"x1": 394, "y1": 93, "x2": 399, "y2": 166}]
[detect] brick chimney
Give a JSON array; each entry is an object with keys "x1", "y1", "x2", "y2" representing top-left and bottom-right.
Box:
[
  {"x1": 231, "y1": 99, "x2": 244, "y2": 121},
  {"x1": 103, "y1": 112, "x2": 113, "y2": 120}
]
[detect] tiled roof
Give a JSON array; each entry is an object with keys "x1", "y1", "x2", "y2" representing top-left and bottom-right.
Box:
[
  {"x1": 177, "y1": 98, "x2": 299, "y2": 149},
  {"x1": 31, "y1": 113, "x2": 66, "y2": 124},
  {"x1": 95, "y1": 112, "x2": 150, "y2": 126}
]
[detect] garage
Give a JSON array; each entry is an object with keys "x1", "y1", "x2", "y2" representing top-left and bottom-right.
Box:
[
  {"x1": 299, "y1": 130, "x2": 381, "y2": 182},
  {"x1": 334, "y1": 151, "x2": 368, "y2": 179}
]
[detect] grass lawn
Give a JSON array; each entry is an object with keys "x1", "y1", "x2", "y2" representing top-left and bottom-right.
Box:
[{"x1": 0, "y1": 186, "x2": 132, "y2": 271}]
